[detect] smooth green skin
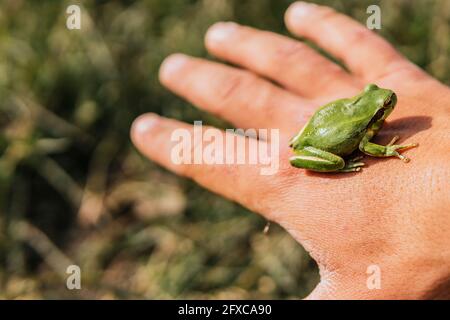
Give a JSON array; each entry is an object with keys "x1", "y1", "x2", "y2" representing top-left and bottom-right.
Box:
[{"x1": 289, "y1": 84, "x2": 418, "y2": 172}]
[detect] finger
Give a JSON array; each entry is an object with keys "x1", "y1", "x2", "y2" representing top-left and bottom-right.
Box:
[
  {"x1": 130, "y1": 113, "x2": 284, "y2": 220},
  {"x1": 285, "y1": 2, "x2": 411, "y2": 81},
  {"x1": 205, "y1": 22, "x2": 359, "y2": 98},
  {"x1": 159, "y1": 54, "x2": 311, "y2": 133}
]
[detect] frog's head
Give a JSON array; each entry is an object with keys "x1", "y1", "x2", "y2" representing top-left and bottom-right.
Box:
[{"x1": 363, "y1": 84, "x2": 397, "y2": 122}]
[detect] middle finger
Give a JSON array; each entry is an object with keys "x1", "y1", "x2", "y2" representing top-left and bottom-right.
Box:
[{"x1": 205, "y1": 22, "x2": 360, "y2": 98}]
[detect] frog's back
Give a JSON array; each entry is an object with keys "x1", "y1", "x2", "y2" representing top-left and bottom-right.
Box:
[{"x1": 298, "y1": 99, "x2": 371, "y2": 156}]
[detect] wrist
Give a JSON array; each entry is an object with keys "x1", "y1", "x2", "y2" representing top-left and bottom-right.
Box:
[{"x1": 309, "y1": 244, "x2": 450, "y2": 299}]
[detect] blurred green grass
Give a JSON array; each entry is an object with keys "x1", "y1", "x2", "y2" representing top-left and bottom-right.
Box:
[{"x1": 0, "y1": 0, "x2": 448, "y2": 299}]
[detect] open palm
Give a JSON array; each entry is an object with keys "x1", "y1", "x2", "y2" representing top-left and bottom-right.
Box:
[{"x1": 131, "y1": 2, "x2": 450, "y2": 299}]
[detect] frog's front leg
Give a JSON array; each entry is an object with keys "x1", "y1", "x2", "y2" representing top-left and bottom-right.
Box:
[
  {"x1": 290, "y1": 146, "x2": 358, "y2": 172},
  {"x1": 359, "y1": 134, "x2": 418, "y2": 162}
]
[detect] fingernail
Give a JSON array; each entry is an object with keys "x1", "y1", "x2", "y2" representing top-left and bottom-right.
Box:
[
  {"x1": 288, "y1": 1, "x2": 318, "y2": 20},
  {"x1": 206, "y1": 22, "x2": 238, "y2": 44},
  {"x1": 131, "y1": 114, "x2": 159, "y2": 138},
  {"x1": 159, "y1": 53, "x2": 188, "y2": 81}
]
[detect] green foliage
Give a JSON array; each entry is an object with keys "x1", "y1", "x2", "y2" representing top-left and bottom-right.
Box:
[{"x1": 0, "y1": 0, "x2": 448, "y2": 298}]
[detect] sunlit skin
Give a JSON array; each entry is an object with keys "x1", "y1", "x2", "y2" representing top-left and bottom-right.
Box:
[{"x1": 131, "y1": 2, "x2": 450, "y2": 299}]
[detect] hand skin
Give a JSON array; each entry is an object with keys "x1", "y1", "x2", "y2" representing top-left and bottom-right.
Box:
[{"x1": 131, "y1": 2, "x2": 450, "y2": 299}]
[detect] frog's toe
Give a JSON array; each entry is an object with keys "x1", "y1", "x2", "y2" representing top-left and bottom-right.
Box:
[
  {"x1": 349, "y1": 155, "x2": 364, "y2": 162},
  {"x1": 397, "y1": 154, "x2": 410, "y2": 163},
  {"x1": 395, "y1": 143, "x2": 419, "y2": 151},
  {"x1": 347, "y1": 161, "x2": 365, "y2": 168},
  {"x1": 387, "y1": 135, "x2": 400, "y2": 146},
  {"x1": 339, "y1": 161, "x2": 365, "y2": 172},
  {"x1": 338, "y1": 166, "x2": 363, "y2": 173}
]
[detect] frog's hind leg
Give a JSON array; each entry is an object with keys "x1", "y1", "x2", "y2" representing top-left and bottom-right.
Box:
[{"x1": 289, "y1": 146, "x2": 346, "y2": 172}]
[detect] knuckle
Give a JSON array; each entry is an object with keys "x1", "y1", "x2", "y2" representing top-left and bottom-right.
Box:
[
  {"x1": 216, "y1": 73, "x2": 247, "y2": 102},
  {"x1": 273, "y1": 41, "x2": 309, "y2": 63},
  {"x1": 214, "y1": 72, "x2": 262, "y2": 112}
]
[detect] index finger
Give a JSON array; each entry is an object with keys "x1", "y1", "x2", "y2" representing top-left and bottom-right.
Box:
[{"x1": 130, "y1": 113, "x2": 289, "y2": 221}]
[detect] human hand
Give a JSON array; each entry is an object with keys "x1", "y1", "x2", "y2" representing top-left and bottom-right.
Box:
[{"x1": 131, "y1": 2, "x2": 450, "y2": 299}]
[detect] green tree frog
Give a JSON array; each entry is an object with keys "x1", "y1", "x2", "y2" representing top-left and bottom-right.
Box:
[{"x1": 289, "y1": 84, "x2": 418, "y2": 173}]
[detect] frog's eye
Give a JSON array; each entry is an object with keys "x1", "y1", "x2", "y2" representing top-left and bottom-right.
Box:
[
  {"x1": 364, "y1": 84, "x2": 379, "y2": 92},
  {"x1": 384, "y1": 93, "x2": 397, "y2": 107}
]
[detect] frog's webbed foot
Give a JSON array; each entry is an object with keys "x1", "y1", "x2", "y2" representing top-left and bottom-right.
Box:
[
  {"x1": 360, "y1": 135, "x2": 418, "y2": 163},
  {"x1": 386, "y1": 135, "x2": 419, "y2": 163},
  {"x1": 338, "y1": 158, "x2": 365, "y2": 173}
]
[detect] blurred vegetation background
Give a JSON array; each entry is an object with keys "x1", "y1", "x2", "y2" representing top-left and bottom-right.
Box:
[{"x1": 0, "y1": 0, "x2": 448, "y2": 299}]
